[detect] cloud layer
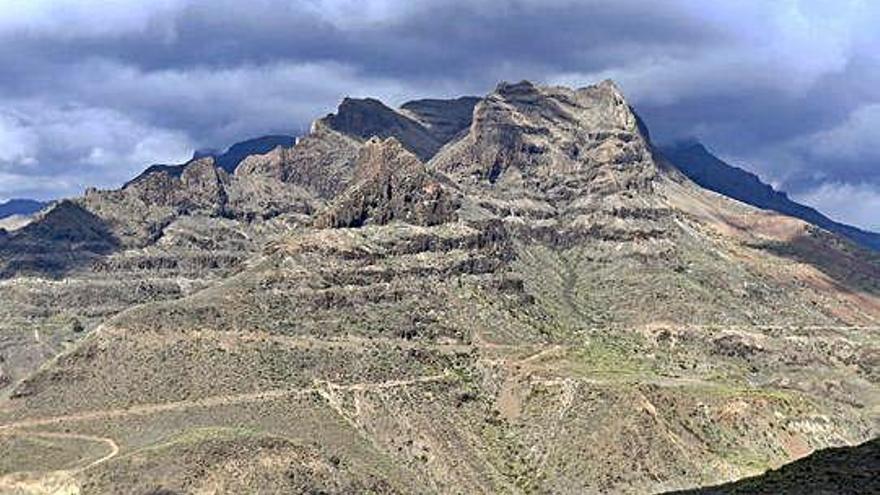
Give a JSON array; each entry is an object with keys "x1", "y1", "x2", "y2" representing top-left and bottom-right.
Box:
[{"x1": 0, "y1": 0, "x2": 878, "y2": 230}]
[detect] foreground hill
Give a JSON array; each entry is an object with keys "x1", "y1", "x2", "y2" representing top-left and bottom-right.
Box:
[
  {"x1": 667, "y1": 436, "x2": 880, "y2": 494},
  {"x1": 0, "y1": 81, "x2": 879, "y2": 494}
]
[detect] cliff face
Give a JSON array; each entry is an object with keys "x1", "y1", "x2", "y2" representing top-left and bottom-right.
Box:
[
  {"x1": 1, "y1": 80, "x2": 879, "y2": 495},
  {"x1": 315, "y1": 137, "x2": 459, "y2": 228}
]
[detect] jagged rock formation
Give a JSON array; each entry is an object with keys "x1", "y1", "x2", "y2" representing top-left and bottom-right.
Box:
[
  {"x1": 128, "y1": 135, "x2": 297, "y2": 184},
  {"x1": 236, "y1": 119, "x2": 362, "y2": 199},
  {"x1": 661, "y1": 141, "x2": 880, "y2": 251},
  {"x1": 315, "y1": 137, "x2": 460, "y2": 228},
  {"x1": 1, "y1": 80, "x2": 880, "y2": 495},
  {"x1": 431, "y1": 80, "x2": 666, "y2": 248}
]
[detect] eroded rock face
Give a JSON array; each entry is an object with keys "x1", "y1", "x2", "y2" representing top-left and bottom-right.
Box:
[
  {"x1": 426, "y1": 80, "x2": 673, "y2": 251},
  {"x1": 315, "y1": 137, "x2": 460, "y2": 228},
  {"x1": 237, "y1": 120, "x2": 362, "y2": 200},
  {"x1": 433, "y1": 80, "x2": 655, "y2": 190}
]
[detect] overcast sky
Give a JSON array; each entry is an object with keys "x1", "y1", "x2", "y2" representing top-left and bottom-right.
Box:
[{"x1": 1, "y1": 0, "x2": 878, "y2": 230}]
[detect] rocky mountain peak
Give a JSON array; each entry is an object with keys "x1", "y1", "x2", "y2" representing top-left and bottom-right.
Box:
[
  {"x1": 430, "y1": 79, "x2": 656, "y2": 197},
  {"x1": 236, "y1": 94, "x2": 483, "y2": 200}
]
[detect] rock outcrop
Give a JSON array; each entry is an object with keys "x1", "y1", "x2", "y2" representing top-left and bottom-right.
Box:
[
  {"x1": 315, "y1": 137, "x2": 459, "y2": 228},
  {"x1": 433, "y1": 80, "x2": 654, "y2": 189}
]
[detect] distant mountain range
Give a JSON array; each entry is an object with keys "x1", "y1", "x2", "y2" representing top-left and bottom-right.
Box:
[
  {"x1": 209, "y1": 135, "x2": 297, "y2": 172},
  {"x1": 660, "y1": 142, "x2": 880, "y2": 251},
  {"x1": 5, "y1": 131, "x2": 879, "y2": 254},
  {"x1": 0, "y1": 198, "x2": 48, "y2": 220}
]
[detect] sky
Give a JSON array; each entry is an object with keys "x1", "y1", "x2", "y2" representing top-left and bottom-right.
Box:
[{"x1": 0, "y1": 0, "x2": 878, "y2": 231}]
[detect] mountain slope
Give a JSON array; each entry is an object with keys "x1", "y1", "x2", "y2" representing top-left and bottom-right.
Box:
[
  {"x1": 661, "y1": 142, "x2": 880, "y2": 251},
  {"x1": 1, "y1": 81, "x2": 879, "y2": 494}
]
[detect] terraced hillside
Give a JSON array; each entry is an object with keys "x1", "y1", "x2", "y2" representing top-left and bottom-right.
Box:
[
  {"x1": 0, "y1": 96, "x2": 476, "y2": 397},
  {"x1": 1, "y1": 80, "x2": 879, "y2": 494}
]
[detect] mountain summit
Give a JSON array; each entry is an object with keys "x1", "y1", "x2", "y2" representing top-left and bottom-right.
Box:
[{"x1": 1, "y1": 80, "x2": 879, "y2": 494}]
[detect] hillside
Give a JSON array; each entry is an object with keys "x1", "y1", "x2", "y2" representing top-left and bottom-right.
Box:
[{"x1": 0, "y1": 80, "x2": 879, "y2": 494}]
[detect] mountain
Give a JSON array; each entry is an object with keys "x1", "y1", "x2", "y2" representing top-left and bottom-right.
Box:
[
  {"x1": 0, "y1": 198, "x2": 47, "y2": 220},
  {"x1": 1, "y1": 81, "x2": 879, "y2": 494},
  {"x1": 661, "y1": 142, "x2": 880, "y2": 251}
]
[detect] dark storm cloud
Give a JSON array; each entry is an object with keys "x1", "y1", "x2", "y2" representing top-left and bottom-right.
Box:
[
  {"x1": 0, "y1": 1, "x2": 715, "y2": 78},
  {"x1": 0, "y1": 0, "x2": 878, "y2": 229}
]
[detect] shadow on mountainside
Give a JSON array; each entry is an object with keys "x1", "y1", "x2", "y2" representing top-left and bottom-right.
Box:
[
  {"x1": 0, "y1": 200, "x2": 120, "y2": 278},
  {"x1": 753, "y1": 227, "x2": 880, "y2": 298},
  {"x1": 665, "y1": 436, "x2": 880, "y2": 494}
]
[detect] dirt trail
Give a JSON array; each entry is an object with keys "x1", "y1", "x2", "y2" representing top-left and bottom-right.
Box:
[
  {"x1": 495, "y1": 345, "x2": 565, "y2": 421},
  {"x1": 0, "y1": 372, "x2": 454, "y2": 494},
  {"x1": 0, "y1": 431, "x2": 119, "y2": 472},
  {"x1": 0, "y1": 372, "x2": 453, "y2": 431},
  {"x1": 0, "y1": 431, "x2": 120, "y2": 495}
]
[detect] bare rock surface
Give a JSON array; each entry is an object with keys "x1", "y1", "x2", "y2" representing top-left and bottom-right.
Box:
[{"x1": 315, "y1": 137, "x2": 460, "y2": 228}]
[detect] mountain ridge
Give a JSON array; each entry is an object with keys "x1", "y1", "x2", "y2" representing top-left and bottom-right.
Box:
[
  {"x1": 0, "y1": 198, "x2": 48, "y2": 220},
  {"x1": 660, "y1": 141, "x2": 880, "y2": 251}
]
